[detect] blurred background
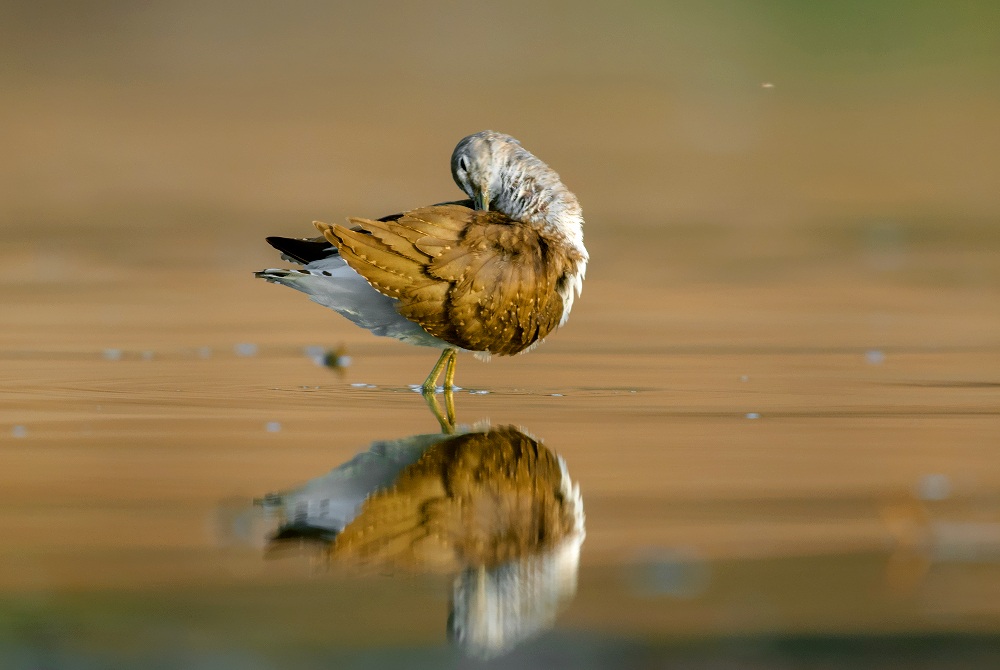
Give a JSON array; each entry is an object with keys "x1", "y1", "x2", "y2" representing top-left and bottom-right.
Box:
[
  {"x1": 2, "y1": 1, "x2": 999, "y2": 667},
  {"x1": 4, "y1": 1, "x2": 999, "y2": 238}
]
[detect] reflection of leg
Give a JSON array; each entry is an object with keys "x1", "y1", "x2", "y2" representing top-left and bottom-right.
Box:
[
  {"x1": 422, "y1": 388, "x2": 456, "y2": 433},
  {"x1": 422, "y1": 348, "x2": 455, "y2": 393},
  {"x1": 443, "y1": 349, "x2": 458, "y2": 389},
  {"x1": 443, "y1": 387, "x2": 456, "y2": 428}
]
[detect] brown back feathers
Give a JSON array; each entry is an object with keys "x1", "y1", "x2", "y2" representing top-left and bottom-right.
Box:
[{"x1": 319, "y1": 204, "x2": 583, "y2": 356}]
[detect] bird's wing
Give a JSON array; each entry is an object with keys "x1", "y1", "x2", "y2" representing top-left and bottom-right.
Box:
[
  {"x1": 320, "y1": 204, "x2": 569, "y2": 355},
  {"x1": 374, "y1": 198, "x2": 475, "y2": 223}
]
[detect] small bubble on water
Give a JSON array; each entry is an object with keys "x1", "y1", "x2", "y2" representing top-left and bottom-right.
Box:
[
  {"x1": 630, "y1": 548, "x2": 711, "y2": 599},
  {"x1": 141, "y1": 351, "x2": 154, "y2": 361},
  {"x1": 103, "y1": 348, "x2": 123, "y2": 361},
  {"x1": 350, "y1": 382, "x2": 368, "y2": 388},
  {"x1": 234, "y1": 343, "x2": 258, "y2": 357},
  {"x1": 917, "y1": 473, "x2": 952, "y2": 501},
  {"x1": 551, "y1": 393, "x2": 564, "y2": 397},
  {"x1": 265, "y1": 421, "x2": 282, "y2": 433},
  {"x1": 739, "y1": 375, "x2": 750, "y2": 382},
  {"x1": 197, "y1": 346, "x2": 212, "y2": 359},
  {"x1": 11, "y1": 425, "x2": 27, "y2": 438},
  {"x1": 865, "y1": 350, "x2": 885, "y2": 365},
  {"x1": 745, "y1": 412, "x2": 761, "y2": 420}
]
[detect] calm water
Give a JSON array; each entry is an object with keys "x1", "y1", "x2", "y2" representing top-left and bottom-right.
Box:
[
  {"x1": 4, "y1": 217, "x2": 999, "y2": 668},
  {"x1": 3, "y1": 2, "x2": 1000, "y2": 667}
]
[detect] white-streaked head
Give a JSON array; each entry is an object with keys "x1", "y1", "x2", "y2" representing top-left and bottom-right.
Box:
[
  {"x1": 451, "y1": 130, "x2": 519, "y2": 211},
  {"x1": 450, "y1": 131, "x2": 585, "y2": 249}
]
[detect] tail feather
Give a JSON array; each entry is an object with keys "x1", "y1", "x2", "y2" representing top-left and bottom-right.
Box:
[
  {"x1": 265, "y1": 236, "x2": 336, "y2": 265},
  {"x1": 254, "y1": 266, "x2": 443, "y2": 347}
]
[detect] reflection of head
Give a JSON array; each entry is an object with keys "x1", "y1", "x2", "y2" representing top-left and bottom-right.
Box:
[{"x1": 448, "y1": 454, "x2": 584, "y2": 658}]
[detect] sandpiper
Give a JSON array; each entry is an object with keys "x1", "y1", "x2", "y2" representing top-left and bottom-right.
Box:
[{"x1": 256, "y1": 130, "x2": 588, "y2": 391}]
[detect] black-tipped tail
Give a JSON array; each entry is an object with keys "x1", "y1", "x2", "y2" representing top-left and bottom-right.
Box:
[{"x1": 265, "y1": 236, "x2": 337, "y2": 264}]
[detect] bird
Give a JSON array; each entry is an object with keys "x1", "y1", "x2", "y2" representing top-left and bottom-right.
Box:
[{"x1": 255, "y1": 130, "x2": 588, "y2": 391}]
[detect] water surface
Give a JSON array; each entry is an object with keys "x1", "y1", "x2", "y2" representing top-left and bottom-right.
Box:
[{"x1": 2, "y1": 2, "x2": 1000, "y2": 666}]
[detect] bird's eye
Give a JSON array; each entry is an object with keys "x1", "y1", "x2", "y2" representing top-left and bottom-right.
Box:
[{"x1": 458, "y1": 156, "x2": 469, "y2": 172}]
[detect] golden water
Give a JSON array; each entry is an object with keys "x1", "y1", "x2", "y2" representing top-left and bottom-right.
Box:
[{"x1": 2, "y1": 2, "x2": 1000, "y2": 666}]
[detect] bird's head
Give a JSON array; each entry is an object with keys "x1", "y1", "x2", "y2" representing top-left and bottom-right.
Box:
[{"x1": 450, "y1": 130, "x2": 522, "y2": 212}]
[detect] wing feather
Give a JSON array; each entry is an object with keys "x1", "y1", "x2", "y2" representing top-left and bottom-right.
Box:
[
  {"x1": 347, "y1": 217, "x2": 432, "y2": 258},
  {"x1": 323, "y1": 204, "x2": 575, "y2": 355}
]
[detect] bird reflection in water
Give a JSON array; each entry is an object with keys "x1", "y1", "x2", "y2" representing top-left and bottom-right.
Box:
[{"x1": 256, "y1": 422, "x2": 585, "y2": 658}]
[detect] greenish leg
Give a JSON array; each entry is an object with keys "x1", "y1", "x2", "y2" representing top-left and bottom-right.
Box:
[
  {"x1": 422, "y1": 348, "x2": 454, "y2": 393},
  {"x1": 443, "y1": 349, "x2": 458, "y2": 389}
]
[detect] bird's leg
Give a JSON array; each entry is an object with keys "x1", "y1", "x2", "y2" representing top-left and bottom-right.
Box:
[
  {"x1": 421, "y1": 348, "x2": 460, "y2": 431},
  {"x1": 443, "y1": 349, "x2": 458, "y2": 389},
  {"x1": 421, "y1": 348, "x2": 455, "y2": 393},
  {"x1": 422, "y1": 387, "x2": 456, "y2": 433}
]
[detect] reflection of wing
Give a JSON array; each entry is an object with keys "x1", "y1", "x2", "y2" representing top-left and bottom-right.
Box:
[
  {"x1": 321, "y1": 205, "x2": 579, "y2": 355},
  {"x1": 257, "y1": 432, "x2": 454, "y2": 549},
  {"x1": 252, "y1": 424, "x2": 585, "y2": 659},
  {"x1": 330, "y1": 426, "x2": 580, "y2": 571}
]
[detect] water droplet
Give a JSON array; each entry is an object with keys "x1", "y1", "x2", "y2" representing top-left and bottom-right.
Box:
[
  {"x1": 917, "y1": 473, "x2": 951, "y2": 501},
  {"x1": 745, "y1": 412, "x2": 760, "y2": 420},
  {"x1": 11, "y1": 425, "x2": 27, "y2": 438},
  {"x1": 865, "y1": 350, "x2": 885, "y2": 365},
  {"x1": 102, "y1": 348, "x2": 123, "y2": 361},
  {"x1": 630, "y1": 548, "x2": 710, "y2": 599},
  {"x1": 235, "y1": 343, "x2": 258, "y2": 357},
  {"x1": 266, "y1": 421, "x2": 281, "y2": 433}
]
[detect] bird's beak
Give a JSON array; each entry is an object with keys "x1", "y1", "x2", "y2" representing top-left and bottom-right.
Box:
[{"x1": 474, "y1": 187, "x2": 490, "y2": 211}]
